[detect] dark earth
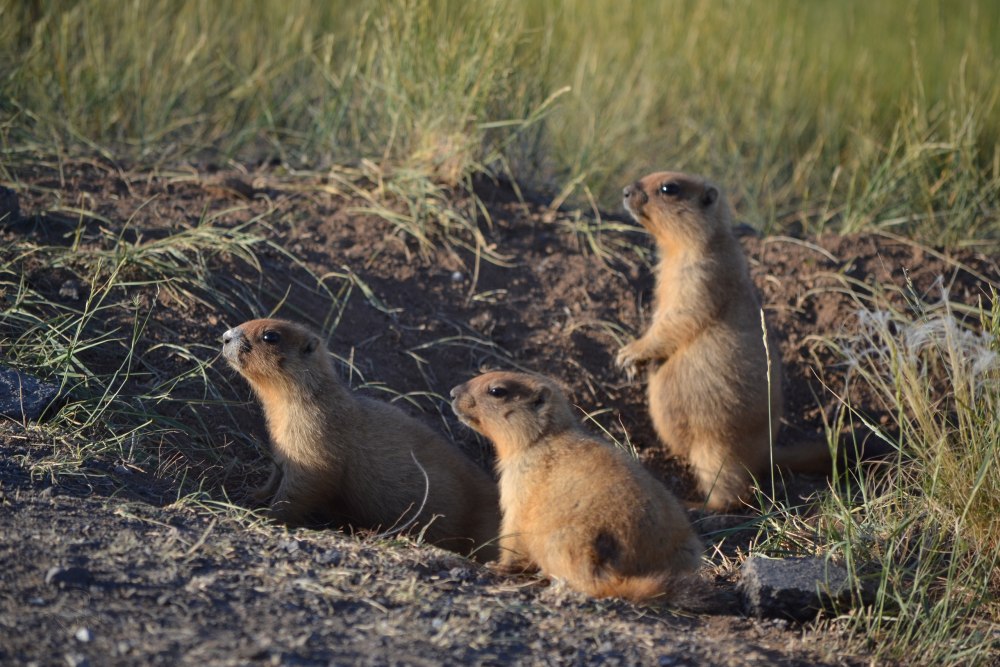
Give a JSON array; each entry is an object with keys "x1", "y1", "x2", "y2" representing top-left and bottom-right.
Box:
[{"x1": 2, "y1": 160, "x2": 997, "y2": 665}]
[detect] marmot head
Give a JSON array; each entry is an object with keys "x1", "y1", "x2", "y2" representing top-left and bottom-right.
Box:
[
  {"x1": 222, "y1": 319, "x2": 324, "y2": 390},
  {"x1": 450, "y1": 371, "x2": 577, "y2": 458},
  {"x1": 622, "y1": 171, "x2": 730, "y2": 248}
]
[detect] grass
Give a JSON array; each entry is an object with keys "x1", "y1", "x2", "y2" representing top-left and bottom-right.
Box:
[
  {"x1": 2, "y1": 0, "x2": 998, "y2": 247},
  {"x1": 0, "y1": 178, "x2": 346, "y2": 488},
  {"x1": 1, "y1": 1, "x2": 999, "y2": 665},
  {"x1": 754, "y1": 283, "x2": 1000, "y2": 663}
]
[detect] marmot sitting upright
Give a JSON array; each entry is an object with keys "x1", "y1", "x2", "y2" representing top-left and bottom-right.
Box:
[
  {"x1": 451, "y1": 370, "x2": 702, "y2": 602},
  {"x1": 617, "y1": 171, "x2": 833, "y2": 510}
]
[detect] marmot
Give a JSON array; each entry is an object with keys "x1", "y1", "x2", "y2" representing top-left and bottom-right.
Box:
[
  {"x1": 222, "y1": 318, "x2": 499, "y2": 559},
  {"x1": 450, "y1": 371, "x2": 702, "y2": 602},
  {"x1": 617, "y1": 171, "x2": 833, "y2": 510}
]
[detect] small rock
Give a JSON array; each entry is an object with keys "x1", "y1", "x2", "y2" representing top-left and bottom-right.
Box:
[
  {"x1": 280, "y1": 539, "x2": 300, "y2": 554},
  {"x1": 64, "y1": 653, "x2": 88, "y2": 667},
  {"x1": 74, "y1": 627, "x2": 92, "y2": 643},
  {"x1": 59, "y1": 280, "x2": 82, "y2": 301},
  {"x1": 739, "y1": 555, "x2": 870, "y2": 621},
  {"x1": 450, "y1": 271, "x2": 465, "y2": 283},
  {"x1": 45, "y1": 566, "x2": 93, "y2": 590},
  {"x1": 0, "y1": 366, "x2": 63, "y2": 421},
  {"x1": 316, "y1": 549, "x2": 342, "y2": 566}
]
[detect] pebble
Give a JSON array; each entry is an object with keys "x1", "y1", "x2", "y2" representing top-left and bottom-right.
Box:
[
  {"x1": 739, "y1": 555, "x2": 868, "y2": 621},
  {"x1": 450, "y1": 271, "x2": 464, "y2": 283},
  {"x1": 316, "y1": 549, "x2": 342, "y2": 566},
  {"x1": 64, "y1": 653, "x2": 88, "y2": 667},
  {"x1": 58, "y1": 280, "x2": 81, "y2": 301},
  {"x1": 74, "y1": 628, "x2": 92, "y2": 643},
  {"x1": 45, "y1": 566, "x2": 93, "y2": 590},
  {"x1": 0, "y1": 366, "x2": 63, "y2": 421}
]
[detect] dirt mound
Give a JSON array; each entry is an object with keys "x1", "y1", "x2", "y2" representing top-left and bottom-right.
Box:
[{"x1": 2, "y1": 162, "x2": 996, "y2": 664}]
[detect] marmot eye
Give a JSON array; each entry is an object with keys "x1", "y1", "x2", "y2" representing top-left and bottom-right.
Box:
[
  {"x1": 660, "y1": 182, "x2": 681, "y2": 196},
  {"x1": 261, "y1": 330, "x2": 281, "y2": 344},
  {"x1": 487, "y1": 386, "x2": 509, "y2": 398}
]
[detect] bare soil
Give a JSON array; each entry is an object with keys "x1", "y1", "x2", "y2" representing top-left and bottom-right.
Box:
[{"x1": 2, "y1": 161, "x2": 997, "y2": 665}]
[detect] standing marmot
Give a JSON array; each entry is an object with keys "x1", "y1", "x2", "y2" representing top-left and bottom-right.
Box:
[
  {"x1": 450, "y1": 370, "x2": 702, "y2": 602},
  {"x1": 617, "y1": 171, "x2": 832, "y2": 510},
  {"x1": 222, "y1": 318, "x2": 499, "y2": 559}
]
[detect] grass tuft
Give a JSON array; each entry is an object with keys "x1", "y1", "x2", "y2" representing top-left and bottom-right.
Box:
[
  {"x1": 0, "y1": 182, "x2": 344, "y2": 490},
  {"x1": 756, "y1": 283, "x2": 1000, "y2": 665}
]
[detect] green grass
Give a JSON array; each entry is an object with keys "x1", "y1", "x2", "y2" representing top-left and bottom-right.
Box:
[
  {"x1": 2, "y1": 0, "x2": 998, "y2": 246},
  {"x1": 755, "y1": 284, "x2": 1000, "y2": 664},
  {"x1": 0, "y1": 189, "x2": 344, "y2": 486}
]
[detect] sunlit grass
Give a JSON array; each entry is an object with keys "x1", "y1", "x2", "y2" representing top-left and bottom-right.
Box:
[
  {"x1": 755, "y1": 284, "x2": 1000, "y2": 664},
  {"x1": 2, "y1": 0, "x2": 997, "y2": 246}
]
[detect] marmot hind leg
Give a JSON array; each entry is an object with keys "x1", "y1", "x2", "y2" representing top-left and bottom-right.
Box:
[{"x1": 687, "y1": 441, "x2": 756, "y2": 511}]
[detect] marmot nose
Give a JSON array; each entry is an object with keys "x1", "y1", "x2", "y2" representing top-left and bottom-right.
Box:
[
  {"x1": 624, "y1": 182, "x2": 647, "y2": 206},
  {"x1": 449, "y1": 386, "x2": 460, "y2": 399},
  {"x1": 222, "y1": 328, "x2": 238, "y2": 345}
]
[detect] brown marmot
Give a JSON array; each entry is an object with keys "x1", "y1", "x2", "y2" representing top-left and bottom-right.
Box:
[
  {"x1": 450, "y1": 370, "x2": 702, "y2": 602},
  {"x1": 222, "y1": 318, "x2": 499, "y2": 559},
  {"x1": 617, "y1": 171, "x2": 833, "y2": 510}
]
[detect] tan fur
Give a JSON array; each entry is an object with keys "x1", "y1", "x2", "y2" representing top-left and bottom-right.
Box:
[
  {"x1": 617, "y1": 171, "x2": 831, "y2": 510},
  {"x1": 222, "y1": 318, "x2": 499, "y2": 559},
  {"x1": 450, "y1": 371, "x2": 702, "y2": 602}
]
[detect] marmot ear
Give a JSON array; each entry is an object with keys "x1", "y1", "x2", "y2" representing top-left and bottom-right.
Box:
[
  {"x1": 532, "y1": 385, "x2": 551, "y2": 411},
  {"x1": 302, "y1": 335, "x2": 319, "y2": 355},
  {"x1": 701, "y1": 186, "x2": 719, "y2": 207}
]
